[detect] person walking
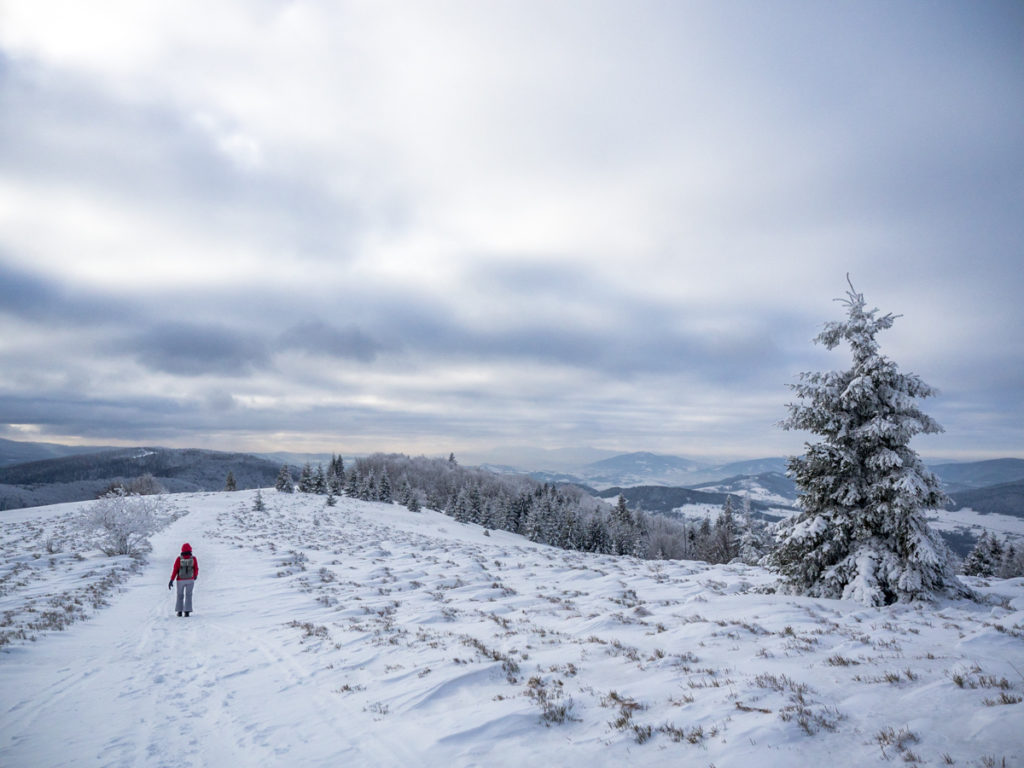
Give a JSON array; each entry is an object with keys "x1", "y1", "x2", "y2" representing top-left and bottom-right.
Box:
[{"x1": 168, "y1": 542, "x2": 198, "y2": 617}]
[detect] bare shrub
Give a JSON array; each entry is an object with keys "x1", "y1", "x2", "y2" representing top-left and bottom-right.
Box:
[
  {"x1": 875, "y1": 726, "x2": 919, "y2": 759},
  {"x1": 526, "y1": 676, "x2": 577, "y2": 724},
  {"x1": 81, "y1": 490, "x2": 165, "y2": 557}
]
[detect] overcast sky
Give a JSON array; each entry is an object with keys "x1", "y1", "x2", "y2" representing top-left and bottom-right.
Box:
[{"x1": 1, "y1": 1, "x2": 1021, "y2": 465}]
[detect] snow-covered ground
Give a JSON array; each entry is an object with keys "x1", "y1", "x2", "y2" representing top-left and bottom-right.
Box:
[
  {"x1": 685, "y1": 484, "x2": 795, "y2": 509},
  {"x1": 2, "y1": 491, "x2": 1022, "y2": 767},
  {"x1": 671, "y1": 502, "x2": 796, "y2": 523},
  {"x1": 927, "y1": 507, "x2": 1024, "y2": 544},
  {"x1": 669, "y1": 502, "x2": 728, "y2": 522}
]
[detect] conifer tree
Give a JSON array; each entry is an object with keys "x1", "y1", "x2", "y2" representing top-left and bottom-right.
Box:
[
  {"x1": 401, "y1": 481, "x2": 421, "y2": 512},
  {"x1": 585, "y1": 514, "x2": 610, "y2": 553},
  {"x1": 344, "y1": 469, "x2": 359, "y2": 498},
  {"x1": 997, "y1": 542, "x2": 1024, "y2": 579},
  {"x1": 329, "y1": 454, "x2": 345, "y2": 479},
  {"x1": 767, "y1": 278, "x2": 966, "y2": 605},
  {"x1": 328, "y1": 469, "x2": 343, "y2": 497},
  {"x1": 523, "y1": 498, "x2": 547, "y2": 543},
  {"x1": 611, "y1": 495, "x2": 638, "y2": 556},
  {"x1": 710, "y1": 497, "x2": 739, "y2": 564},
  {"x1": 962, "y1": 533, "x2": 1003, "y2": 577},
  {"x1": 695, "y1": 518, "x2": 713, "y2": 561},
  {"x1": 507, "y1": 494, "x2": 530, "y2": 535},
  {"x1": 312, "y1": 465, "x2": 327, "y2": 495},
  {"x1": 378, "y1": 471, "x2": 393, "y2": 504},
  {"x1": 630, "y1": 510, "x2": 649, "y2": 558},
  {"x1": 561, "y1": 506, "x2": 584, "y2": 550},
  {"x1": 275, "y1": 465, "x2": 294, "y2": 493},
  {"x1": 452, "y1": 487, "x2": 472, "y2": 523},
  {"x1": 361, "y1": 471, "x2": 378, "y2": 501},
  {"x1": 298, "y1": 463, "x2": 314, "y2": 494}
]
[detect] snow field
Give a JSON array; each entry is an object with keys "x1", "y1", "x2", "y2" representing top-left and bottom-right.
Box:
[
  {"x1": 927, "y1": 508, "x2": 1024, "y2": 542},
  {"x1": 1, "y1": 490, "x2": 1023, "y2": 767},
  {"x1": 0, "y1": 498, "x2": 186, "y2": 648}
]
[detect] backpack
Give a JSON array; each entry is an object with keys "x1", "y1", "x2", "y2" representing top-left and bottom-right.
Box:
[{"x1": 178, "y1": 556, "x2": 195, "y2": 580}]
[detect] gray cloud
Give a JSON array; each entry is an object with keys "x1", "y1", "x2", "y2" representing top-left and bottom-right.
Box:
[
  {"x1": 0, "y1": 260, "x2": 71, "y2": 320},
  {"x1": 0, "y1": 259, "x2": 134, "y2": 325},
  {"x1": 0, "y1": 3, "x2": 1021, "y2": 460},
  {"x1": 124, "y1": 323, "x2": 271, "y2": 377},
  {"x1": 278, "y1": 321, "x2": 384, "y2": 363},
  {"x1": 0, "y1": 59, "x2": 363, "y2": 263}
]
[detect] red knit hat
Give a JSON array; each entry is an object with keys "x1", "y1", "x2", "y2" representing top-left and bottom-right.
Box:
[{"x1": 181, "y1": 543, "x2": 192, "y2": 554}]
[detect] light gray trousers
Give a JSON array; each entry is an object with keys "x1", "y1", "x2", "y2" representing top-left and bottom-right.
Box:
[{"x1": 175, "y1": 580, "x2": 195, "y2": 613}]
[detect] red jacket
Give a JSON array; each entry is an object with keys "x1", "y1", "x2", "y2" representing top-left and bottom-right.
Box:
[{"x1": 170, "y1": 554, "x2": 198, "y2": 582}]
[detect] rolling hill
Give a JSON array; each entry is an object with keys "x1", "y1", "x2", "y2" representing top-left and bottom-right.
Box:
[
  {"x1": 947, "y1": 481, "x2": 1024, "y2": 519},
  {"x1": 1, "y1": 490, "x2": 1020, "y2": 766},
  {"x1": 930, "y1": 458, "x2": 1024, "y2": 493},
  {"x1": 0, "y1": 447, "x2": 281, "y2": 510},
  {"x1": 0, "y1": 436, "x2": 109, "y2": 467}
]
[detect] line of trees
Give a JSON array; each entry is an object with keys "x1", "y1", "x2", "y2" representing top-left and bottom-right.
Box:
[
  {"x1": 961, "y1": 532, "x2": 1024, "y2": 578},
  {"x1": 271, "y1": 452, "x2": 775, "y2": 565}
]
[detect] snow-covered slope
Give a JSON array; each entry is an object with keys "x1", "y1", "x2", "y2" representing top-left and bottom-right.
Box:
[
  {"x1": 2, "y1": 492, "x2": 1022, "y2": 767},
  {"x1": 688, "y1": 471, "x2": 798, "y2": 507},
  {"x1": 927, "y1": 507, "x2": 1024, "y2": 546}
]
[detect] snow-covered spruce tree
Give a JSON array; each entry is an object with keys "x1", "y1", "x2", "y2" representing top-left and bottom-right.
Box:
[
  {"x1": 378, "y1": 470, "x2": 393, "y2": 504},
  {"x1": 708, "y1": 497, "x2": 740, "y2": 564},
  {"x1": 998, "y1": 542, "x2": 1024, "y2": 579},
  {"x1": 327, "y1": 454, "x2": 345, "y2": 492},
  {"x1": 275, "y1": 465, "x2": 294, "y2": 493},
  {"x1": 297, "y1": 463, "x2": 314, "y2": 494},
  {"x1": 961, "y1": 532, "x2": 1003, "y2": 577},
  {"x1": 312, "y1": 465, "x2": 327, "y2": 495},
  {"x1": 327, "y1": 461, "x2": 344, "y2": 496},
  {"x1": 343, "y1": 468, "x2": 359, "y2": 498},
  {"x1": 767, "y1": 278, "x2": 967, "y2": 605}
]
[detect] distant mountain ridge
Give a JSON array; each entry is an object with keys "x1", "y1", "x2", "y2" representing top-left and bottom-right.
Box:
[
  {"x1": 519, "y1": 453, "x2": 1024, "y2": 522},
  {"x1": 0, "y1": 437, "x2": 110, "y2": 468},
  {"x1": 1, "y1": 439, "x2": 1021, "y2": 519},
  {"x1": 584, "y1": 451, "x2": 704, "y2": 475},
  {"x1": 570, "y1": 452, "x2": 789, "y2": 490},
  {"x1": 688, "y1": 472, "x2": 798, "y2": 507},
  {"x1": 0, "y1": 447, "x2": 280, "y2": 510},
  {"x1": 946, "y1": 481, "x2": 1024, "y2": 520},
  {"x1": 930, "y1": 459, "x2": 1024, "y2": 493}
]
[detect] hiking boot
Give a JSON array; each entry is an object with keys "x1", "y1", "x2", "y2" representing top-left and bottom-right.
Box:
[
  {"x1": 184, "y1": 612, "x2": 191, "y2": 617},
  {"x1": 177, "y1": 612, "x2": 183, "y2": 617}
]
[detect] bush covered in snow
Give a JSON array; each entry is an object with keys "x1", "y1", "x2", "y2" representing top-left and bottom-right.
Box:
[{"x1": 81, "y1": 489, "x2": 168, "y2": 557}]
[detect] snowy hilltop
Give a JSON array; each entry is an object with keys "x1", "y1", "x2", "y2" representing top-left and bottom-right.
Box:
[{"x1": 1, "y1": 490, "x2": 1022, "y2": 767}]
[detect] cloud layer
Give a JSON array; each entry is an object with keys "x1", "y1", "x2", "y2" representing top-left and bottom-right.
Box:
[{"x1": 1, "y1": 1, "x2": 1022, "y2": 461}]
